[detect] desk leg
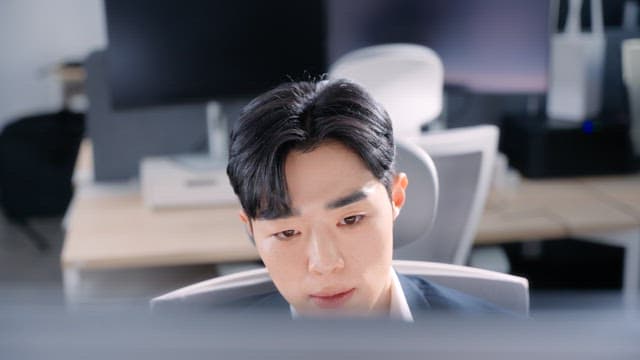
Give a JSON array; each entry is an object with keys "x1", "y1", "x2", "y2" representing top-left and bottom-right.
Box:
[
  {"x1": 623, "y1": 233, "x2": 639, "y2": 312},
  {"x1": 63, "y1": 266, "x2": 81, "y2": 308},
  {"x1": 580, "y1": 229, "x2": 640, "y2": 312}
]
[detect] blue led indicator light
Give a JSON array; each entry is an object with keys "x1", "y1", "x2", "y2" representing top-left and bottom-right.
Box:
[{"x1": 582, "y1": 120, "x2": 594, "y2": 134}]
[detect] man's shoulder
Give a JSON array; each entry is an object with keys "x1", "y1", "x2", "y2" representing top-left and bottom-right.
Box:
[
  {"x1": 151, "y1": 287, "x2": 289, "y2": 316},
  {"x1": 398, "y1": 274, "x2": 512, "y2": 316}
]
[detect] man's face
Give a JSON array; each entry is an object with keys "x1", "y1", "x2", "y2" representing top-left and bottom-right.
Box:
[{"x1": 241, "y1": 141, "x2": 407, "y2": 317}]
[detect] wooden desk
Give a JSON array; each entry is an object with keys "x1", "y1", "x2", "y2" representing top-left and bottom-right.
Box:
[
  {"x1": 63, "y1": 173, "x2": 640, "y2": 267},
  {"x1": 63, "y1": 141, "x2": 259, "y2": 271},
  {"x1": 63, "y1": 191, "x2": 257, "y2": 270},
  {"x1": 61, "y1": 157, "x2": 640, "y2": 306},
  {"x1": 61, "y1": 184, "x2": 259, "y2": 304},
  {"x1": 477, "y1": 176, "x2": 640, "y2": 244},
  {"x1": 477, "y1": 175, "x2": 640, "y2": 308}
]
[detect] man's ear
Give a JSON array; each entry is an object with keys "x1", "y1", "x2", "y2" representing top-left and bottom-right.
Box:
[
  {"x1": 391, "y1": 172, "x2": 408, "y2": 220},
  {"x1": 238, "y1": 210, "x2": 255, "y2": 243},
  {"x1": 238, "y1": 210, "x2": 250, "y2": 225}
]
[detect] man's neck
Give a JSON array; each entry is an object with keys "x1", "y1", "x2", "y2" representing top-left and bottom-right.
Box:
[{"x1": 370, "y1": 269, "x2": 394, "y2": 315}]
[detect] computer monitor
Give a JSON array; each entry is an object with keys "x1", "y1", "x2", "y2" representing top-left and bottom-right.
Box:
[
  {"x1": 105, "y1": 0, "x2": 327, "y2": 110},
  {"x1": 93, "y1": 0, "x2": 549, "y2": 180},
  {"x1": 328, "y1": 0, "x2": 550, "y2": 94}
]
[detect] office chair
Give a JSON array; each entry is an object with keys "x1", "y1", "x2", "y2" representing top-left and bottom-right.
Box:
[
  {"x1": 394, "y1": 125, "x2": 499, "y2": 265},
  {"x1": 329, "y1": 43, "x2": 443, "y2": 137},
  {"x1": 0, "y1": 110, "x2": 84, "y2": 251},
  {"x1": 330, "y1": 44, "x2": 499, "y2": 266},
  {"x1": 393, "y1": 139, "x2": 438, "y2": 249},
  {"x1": 152, "y1": 259, "x2": 529, "y2": 316}
]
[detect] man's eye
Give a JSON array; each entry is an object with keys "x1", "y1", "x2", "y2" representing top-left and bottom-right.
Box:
[
  {"x1": 339, "y1": 215, "x2": 364, "y2": 226},
  {"x1": 274, "y1": 229, "x2": 299, "y2": 240}
]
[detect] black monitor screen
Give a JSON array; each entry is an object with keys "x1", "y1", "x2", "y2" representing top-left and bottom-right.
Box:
[
  {"x1": 105, "y1": 0, "x2": 327, "y2": 109},
  {"x1": 328, "y1": 0, "x2": 550, "y2": 94}
]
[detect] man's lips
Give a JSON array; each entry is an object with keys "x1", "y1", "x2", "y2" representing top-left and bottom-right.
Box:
[{"x1": 309, "y1": 288, "x2": 355, "y2": 309}]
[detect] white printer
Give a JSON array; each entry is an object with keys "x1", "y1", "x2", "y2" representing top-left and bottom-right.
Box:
[{"x1": 140, "y1": 154, "x2": 237, "y2": 209}]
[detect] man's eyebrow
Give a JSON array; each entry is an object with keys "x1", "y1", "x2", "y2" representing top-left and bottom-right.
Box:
[
  {"x1": 257, "y1": 189, "x2": 369, "y2": 219},
  {"x1": 326, "y1": 190, "x2": 368, "y2": 210}
]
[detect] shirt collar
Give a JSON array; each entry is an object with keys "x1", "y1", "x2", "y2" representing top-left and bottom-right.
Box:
[
  {"x1": 389, "y1": 268, "x2": 414, "y2": 322},
  {"x1": 290, "y1": 267, "x2": 414, "y2": 322}
]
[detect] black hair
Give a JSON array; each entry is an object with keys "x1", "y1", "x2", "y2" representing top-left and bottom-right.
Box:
[{"x1": 226, "y1": 79, "x2": 395, "y2": 220}]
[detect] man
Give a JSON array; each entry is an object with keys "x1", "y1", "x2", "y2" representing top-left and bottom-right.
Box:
[{"x1": 222, "y1": 79, "x2": 504, "y2": 321}]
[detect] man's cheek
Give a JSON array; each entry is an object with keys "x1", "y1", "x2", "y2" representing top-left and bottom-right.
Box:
[{"x1": 257, "y1": 236, "x2": 276, "y2": 255}]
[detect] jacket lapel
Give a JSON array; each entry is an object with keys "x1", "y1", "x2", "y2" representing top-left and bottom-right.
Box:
[{"x1": 397, "y1": 273, "x2": 432, "y2": 312}]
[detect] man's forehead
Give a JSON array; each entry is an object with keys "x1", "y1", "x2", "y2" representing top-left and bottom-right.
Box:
[
  {"x1": 285, "y1": 144, "x2": 376, "y2": 193},
  {"x1": 256, "y1": 181, "x2": 381, "y2": 221}
]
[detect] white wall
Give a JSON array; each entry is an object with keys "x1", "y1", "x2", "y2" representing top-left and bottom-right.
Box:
[{"x1": 0, "y1": 0, "x2": 106, "y2": 129}]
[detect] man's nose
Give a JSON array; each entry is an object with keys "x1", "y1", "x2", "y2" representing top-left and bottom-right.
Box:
[{"x1": 307, "y1": 229, "x2": 344, "y2": 275}]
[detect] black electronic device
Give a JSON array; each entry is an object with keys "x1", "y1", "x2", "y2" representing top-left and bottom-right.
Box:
[
  {"x1": 500, "y1": 116, "x2": 637, "y2": 178},
  {"x1": 330, "y1": 0, "x2": 550, "y2": 94},
  {"x1": 105, "y1": 0, "x2": 327, "y2": 110}
]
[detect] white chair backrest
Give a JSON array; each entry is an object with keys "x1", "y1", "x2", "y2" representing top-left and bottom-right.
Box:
[
  {"x1": 329, "y1": 43, "x2": 444, "y2": 138},
  {"x1": 393, "y1": 139, "x2": 438, "y2": 249},
  {"x1": 393, "y1": 125, "x2": 498, "y2": 265},
  {"x1": 152, "y1": 267, "x2": 275, "y2": 306},
  {"x1": 152, "y1": 260, "x2": 528, "y2": 316}
]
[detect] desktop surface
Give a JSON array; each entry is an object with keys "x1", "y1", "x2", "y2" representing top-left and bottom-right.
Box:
[
  {"x1": 62, "y1": 188, "x2": 258, "y2": 270},
  {"x1": 63, "y1": 174, "x2": 640, "y2": 266}
]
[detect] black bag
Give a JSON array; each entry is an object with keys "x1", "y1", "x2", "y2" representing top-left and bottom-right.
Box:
[{"x1": 0, "y1": 110, "x2": 85, "y2": 220}]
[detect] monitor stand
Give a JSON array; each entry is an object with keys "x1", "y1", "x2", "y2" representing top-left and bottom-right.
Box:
[
  {"x1": 206, "y1": 100, "x2": 228, "y2": 166},
  {"x1": 140, "y1": 100, "x2": 244, "y2": 209}
]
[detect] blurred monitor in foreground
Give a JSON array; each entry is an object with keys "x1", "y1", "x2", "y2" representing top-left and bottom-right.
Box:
[{"x1": 2, "y1": 305, "x2": 639, "y2": 360}]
